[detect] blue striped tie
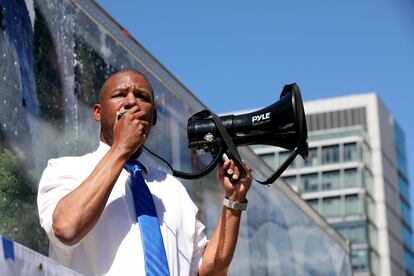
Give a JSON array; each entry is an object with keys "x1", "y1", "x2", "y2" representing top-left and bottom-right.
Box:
[{"x1": 124, "y1": 160, "x2": 170, "y2": 276}]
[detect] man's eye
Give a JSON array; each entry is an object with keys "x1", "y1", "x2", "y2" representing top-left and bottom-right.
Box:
[
  {"x1": 113, "y1": 92, "x2": 125, "y2": 98},
  {"x1": 137, "y1": 93, "x2": 151, "y2": 102}
]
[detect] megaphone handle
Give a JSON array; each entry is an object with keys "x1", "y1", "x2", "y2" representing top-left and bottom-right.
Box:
[
  {"x1": 221, "y1": 153, "x2": 245, "y2": 182},
  {"x1": 222, "y1": 152, "x2": 249, "y2": 182}
]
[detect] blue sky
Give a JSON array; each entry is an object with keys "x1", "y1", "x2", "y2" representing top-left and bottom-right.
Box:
[{"x1": 96, "y1": 0, "x2": 414, "y2": 202}]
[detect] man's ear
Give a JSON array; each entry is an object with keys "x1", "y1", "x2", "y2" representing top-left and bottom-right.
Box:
[
  {"x1": 93, "y1": 104, "x2": 101, "y2": 121},
  {"x1": 152, "y1": 108, "x2": 157, "y2": 126}
]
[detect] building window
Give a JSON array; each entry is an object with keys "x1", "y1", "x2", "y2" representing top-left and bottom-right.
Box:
[
  {"x1": 344, "y1": 143, "x2": 357, "y2": 162},
  {"x1": 351, "y1": 249, "x2": 369, "y2": 272},
  {"x1": 366, "y1": 196, "x2": 376, "y2": 222},
  {"x1": 399, "y1": 175, "x2": 410, "y2": 203},
  {"x1": 306, "y1": 199, "x2": 319, "y2": 213},
  {"x1": 348, "y1": 223, "x2": 367, "y2": 243},
  {"x1": 345, "y1": 194, "x2": 362, "y2": 215},
  {"x1": 282, "y1": 176, "x2": 298, "y2": 191},
  {"x1": 363, "y1": 169, "x2": 373, "y2": 194},
  {"x1": 336, "y1": 222, "x2": 367, "y2": 244},
  {"x1": 404, "y1": 250, "x2": 414, "y2": 276},
  {"x1": 301, "y1": 173, "x2": 318, "y2": 193},
  {"x1": 401, "y1": 200, "x2": 412, "y2": 227},
  {"x1": 401, "y1": 224, "x2": 414, "y2": 249},
  {"x1": 279, "y1": 151, "x2": 295, "y2": 168},
  {"x1": 368, "y1": 223, "x2": 378, "y2": 250},
  {"x1": 370, "y1": 250, "x2": 380, "y2": 276},
  {"x1": 322, "y1": 196, "x2": 341, "y2": 217},
  {"x1": 322, "y1": 170, "x2": 340, "y2": 190},
  {"x1": 282, "y1": 176, "x2": 297, "y2": 186},
  {"x1": 322, "y1": 145, "x2": 339, "y2": 164},
  {"x1": 261, "y1": 153, "x2": 275, "y2": 168},
  {"x1": 361, "y1": 142, "x2": 371, "y2": 167},
  {"x1": 344, "y1": 168, "x2": 358, "y2": 188},
  {"x1": 303, "y1": 147, "x2": 318, "y2": 166}
]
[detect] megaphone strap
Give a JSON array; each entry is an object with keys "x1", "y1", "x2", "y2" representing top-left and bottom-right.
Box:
[
  {"x1": 207, "y1": 111, "x2": 249, "y2": 179},
  {"x1": 254, "y1": 148, "x2": 298, "y2": 185}
]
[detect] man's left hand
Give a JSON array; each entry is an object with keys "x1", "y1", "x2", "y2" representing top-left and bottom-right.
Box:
[{"x1": 217, "y1": 159, "x2": 252, "y2": 202}]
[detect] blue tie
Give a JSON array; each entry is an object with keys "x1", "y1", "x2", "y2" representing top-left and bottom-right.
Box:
[{"x1": 124, "y1": 160, "x2": 170, "y2": 276}]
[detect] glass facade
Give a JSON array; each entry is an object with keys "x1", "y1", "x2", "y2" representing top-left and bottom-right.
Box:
[
  {"x1": 322, "y1": 170, "x2": 340, "y2": 191},
  {"x1": 343, "y1": 142, "x2": 357, "y2": 162},
  {"x1": 303, "y1": 147, "x2": 318, "y2": 166},
  {"x1": 261, "y1": 152, "x2": 276, "y2": 168},
  {"x1": 322, "y1": 196, "x2": 341, "y2": 217},
  {"x1": 279, "y1": 150, "x2": 296, "y2": 168},
  {"x1": 258, "y1": 102, "x2": 414, "y2": 275},
  {"x1": 0, "y1": 0, "x2": 351, "y2": 274},
  {"x1": 322, "y1": 145, "x2": 340, "y2": 164},
  {"x1": 345, "y1": 194, "x2": 363, "y2": 215},
  {"x1": 301, "y1": 173, "x2": 318, "y2": 193},
  {"x1": 344, "y1": 168, "x2": 358, "y2": 188},
  {"x1": 306, "y1": 199, "x2": 319, "y2": 212},
  {"x1": 266, "y1": 131, "x2": 381, "y2": 274},
  {"x1": 351, "y1": 249, "x2": 369, "y2": 272},
  {"x1": 394, "y1": 122, "x2": 414, "y2": 276},
  {"x1": 335, "y1": 222, "x2": 367, "y2": 244}
]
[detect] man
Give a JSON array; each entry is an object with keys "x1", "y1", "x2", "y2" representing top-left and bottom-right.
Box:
[{"x1": 37, "y1": 69, "x2": 252, "y2": 275}]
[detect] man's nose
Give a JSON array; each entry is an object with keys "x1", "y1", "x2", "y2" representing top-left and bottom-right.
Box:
[{"x1": 123, "y1": 92, "x2": 138, "y2": 110}]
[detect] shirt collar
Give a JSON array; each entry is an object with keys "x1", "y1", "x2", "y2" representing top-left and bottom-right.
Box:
[{"x1": 96, "y1": 141, "x2": 149, "y2": 175}]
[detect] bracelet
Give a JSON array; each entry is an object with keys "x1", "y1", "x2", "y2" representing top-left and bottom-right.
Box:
[{"x1": 223, "y1": 197, "x2": 248, "y2": 211}]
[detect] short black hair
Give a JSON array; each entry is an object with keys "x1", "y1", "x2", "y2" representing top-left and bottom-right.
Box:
[{"x1": 98, "y1": 69, "x2": 154, "y2": 103}]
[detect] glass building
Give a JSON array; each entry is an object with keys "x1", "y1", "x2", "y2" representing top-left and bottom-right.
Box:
[
  {"x1": 0, "y1": 0, "x2": 351, "y2": 274},
  {"x1": 253, "y1": 94, "x2": 414, "y2": 275}
]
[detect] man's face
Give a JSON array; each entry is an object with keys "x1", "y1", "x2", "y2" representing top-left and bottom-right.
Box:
[{"x1": 93, "y1": 71, "x2": 156, "y2": 146}]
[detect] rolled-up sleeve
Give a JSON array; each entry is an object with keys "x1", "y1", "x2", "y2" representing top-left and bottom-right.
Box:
[{"x1": 37, "y1": 158, "x2": 80, "y2": 254}]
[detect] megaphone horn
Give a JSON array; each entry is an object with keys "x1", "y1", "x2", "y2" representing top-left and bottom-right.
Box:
[{"x1": 187, "y1": 83, "x2": 309, "y2": 160}]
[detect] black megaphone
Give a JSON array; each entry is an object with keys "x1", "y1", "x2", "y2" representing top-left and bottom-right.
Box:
[{"x1": 186, "y1": 83, "x2": 308, "y2": 184}]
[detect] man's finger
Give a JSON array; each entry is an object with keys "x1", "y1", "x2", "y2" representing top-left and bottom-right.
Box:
[
  {"x1": 117, "y1": 106, "x2": 140, "y2": 120},
  {"x1": 231, "y1": 164, "x2": 240, "y2": 180},
  {"x1": 227, "y1": 160, "x2": 235, "y2": 175}
]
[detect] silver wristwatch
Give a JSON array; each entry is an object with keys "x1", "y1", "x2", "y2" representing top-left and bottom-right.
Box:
[{"x1": 223, "y1": 197, "x2": 248, "y2": 211}]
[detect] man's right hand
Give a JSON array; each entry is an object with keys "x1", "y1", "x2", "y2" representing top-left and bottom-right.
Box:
[{"x1": 112, "y1": 106, "x2": 150, "y2": 159}]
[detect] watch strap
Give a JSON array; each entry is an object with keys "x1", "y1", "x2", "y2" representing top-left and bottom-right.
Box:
[{"x1": 223, "y1": 197, "x2": 248, "y2": 211}]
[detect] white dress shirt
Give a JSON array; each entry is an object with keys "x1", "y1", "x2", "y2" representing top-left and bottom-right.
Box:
[{"x1": 37, "y1": 142, "x2": 208, "y2": 276}]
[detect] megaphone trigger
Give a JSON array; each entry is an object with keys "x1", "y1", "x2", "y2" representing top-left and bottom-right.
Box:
[{"x1": 221, "y1": 153, "x2": 230, "y2": 162}]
